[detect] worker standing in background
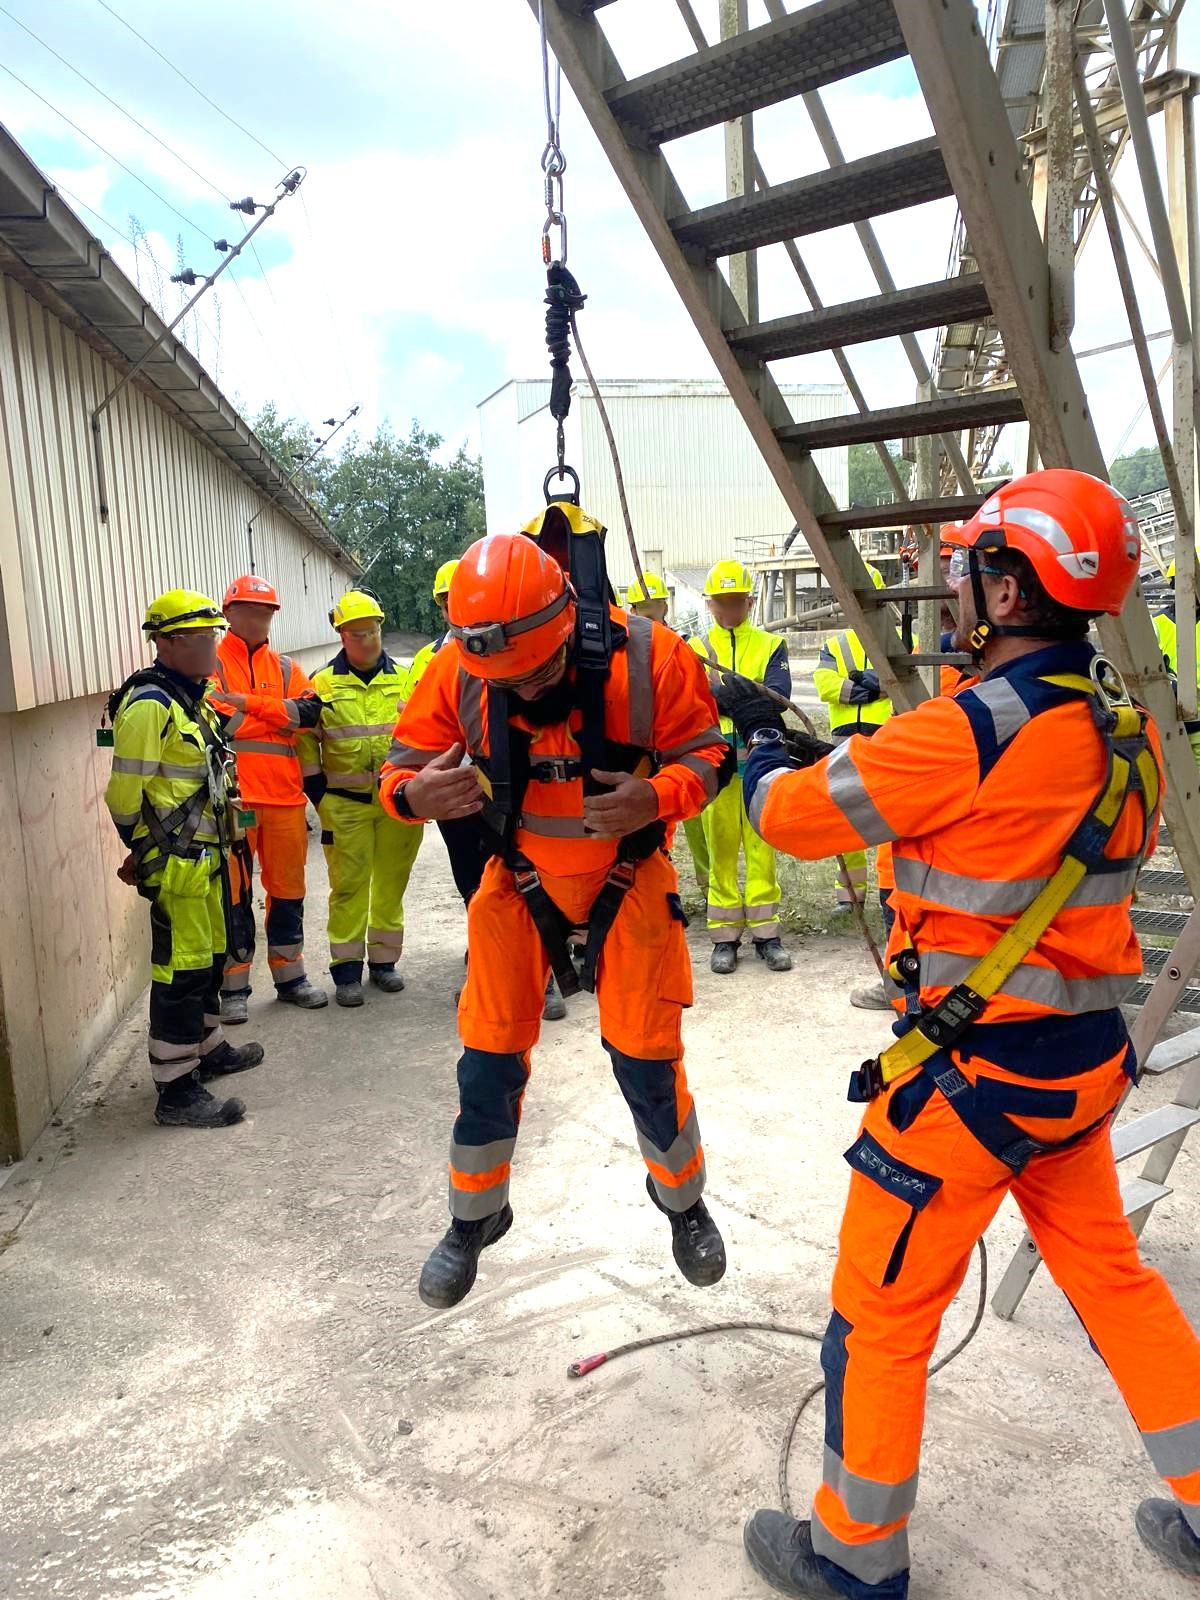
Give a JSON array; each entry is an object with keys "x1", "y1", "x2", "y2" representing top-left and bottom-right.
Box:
[
  {"x1": 381, "y1": 529, "x2": 729, "y2": 1309},
  {"x1": 1153, "y1": 559, "x2": 1200, "y2": 765},
  {"x1": 690, "y1": 559, "x2": 792, "y2": 975},
  {"x1": 407, "y1": 559, "x2": 564, "y2": 1019},
  {"x1": 105, "y1": 590, "x2": 263, "y2": 1128},
  {"x1": 210, "y1": 576, "x2": 327, "y2": 1020},
  {"x1": 297, "y1": 590, "x2": 422, "y2": 1007},
  {"x1": 727, "y1": 470, "x2": 1200, "y2": 1596},
  {"x1": 627, "y1": 570, "x2": 710, "y2": 903},
  {"x1": 813, "y1": 562, "x2": 894, "y2": 916}
]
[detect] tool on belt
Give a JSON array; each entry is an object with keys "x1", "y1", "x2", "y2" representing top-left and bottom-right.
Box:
[{"x1": 852, "y1": 657, "x2": 1160, "y2": 1132}]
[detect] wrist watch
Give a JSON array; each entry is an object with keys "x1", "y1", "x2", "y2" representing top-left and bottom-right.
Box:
[
  {"x1": 391, "y1": 782, "x2": 416, "y2": 819},
  {"x1": 747, "y1": 727, "x2": 785, "y2": 749}
]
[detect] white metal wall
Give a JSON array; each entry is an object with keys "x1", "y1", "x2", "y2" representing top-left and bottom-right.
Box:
[
  {"x1": 0, "y1": 274, "x2": 356, "y2": 711},
  {"x1": 477, "y1": 379, "x2": 849, "y2": 594}
]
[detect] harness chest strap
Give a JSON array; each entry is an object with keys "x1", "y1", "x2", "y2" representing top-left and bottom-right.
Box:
[{"x1": 861, "y1": 668, "x2": 1160, "y2": 1102}]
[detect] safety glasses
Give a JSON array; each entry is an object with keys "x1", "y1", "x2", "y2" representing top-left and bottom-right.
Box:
[
  {"x1": 948, "y1": 547, "x2": 1006, "y2": 583},
  {"x1": 491, "y1": 644, "x2": 568, "y2": 693}
]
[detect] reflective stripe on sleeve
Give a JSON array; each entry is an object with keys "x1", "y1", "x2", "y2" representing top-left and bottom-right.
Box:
[
  {"x1": 626, "y1": 614, "x2": 654, "y2": 748},
  {"x1": 824, "y1": 741, "x2": 898, "y2": 845},
  {"x1": 919, "y1": 950, "x2": 1136, "y2": 1012},
  {"x1": 386, "y1": 740, "x2": 439, "y2": 770}
]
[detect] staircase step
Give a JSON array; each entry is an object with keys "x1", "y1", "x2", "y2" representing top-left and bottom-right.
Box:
[
  {"x1": 869, "y1": 585, "x2": 954, "y2": 602},
  {"x1": 820, "y1": 495, "x2": 987, "y2": 531},
  {"x1": 1126, "y1": 973, "x2": 1200, "y2": 1014},
  {"x1": 1136, "y1": 868, "x2": 1192, "y2": 899},
  {"x1": 1132, "y1": 907, "x2": 1191, "y2": 936},
  {"x1": 671, "y1": 138, "x2": 951, "y2": 260},
  {"x1": 777, "y1": 389, "x2": 1026, "y2": 451},
  {"x1": 893, "y1": 652, "x2": 974, "y2": 668},
  {"x1": 1121, "y1": 1176, "x2": 1172, "y2": 1218},
  {"x1": 1142, "y1": 1022, "x2": 1200, "y2": 1075},
  {"x1": 728, "y1": 275, "x2": 992, "y2": 363},
  {"x1": 1112, "y1": 1104, "x2": 1200, "y2": 1161},
  {"x1": 607, "y1": 0, "x2": 906, "y2": 145}
]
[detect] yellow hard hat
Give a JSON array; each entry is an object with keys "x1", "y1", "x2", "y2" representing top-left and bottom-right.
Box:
[
  {"x1": 142, "y1": 588, "x2": 224, "y2": 636},
  {"x1": 330, "y1": 589, "x2": 385, "y2": 630},
  {"x1": 865, "y1": 562, "x2": 886, "y2": 591},
  {"x1": 626, "y1": 572, "x2": 668, "y2": 605},
  {"x1": 433, "y1": 559, "x2": 460, "y2": 599},
  {"x1": 1167, "y1": 559, "x2": 1177, "y2": 581},
  {"x1": 704, "y1": 559, "x2": 754, "y2": 596}
]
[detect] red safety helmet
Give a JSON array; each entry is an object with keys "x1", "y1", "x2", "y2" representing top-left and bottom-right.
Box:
[
  {"x1": 955, "y1": 470, "x2": 1140, "y2": 618},
  {"x1": 446, "y1": 534, "x2": 575, "y2": 680},
  {"x1": 223, "y1": 574, "x2": 280, "y2": 609}
]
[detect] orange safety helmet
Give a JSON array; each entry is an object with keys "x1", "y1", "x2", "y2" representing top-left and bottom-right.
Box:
[
  {"x1": 955, "y1": 470, "x2": 1140, "y2": 618},
  {"x1": 223, "y1": 574, "x2": 280, "y2": 609},
  {"x1": 446, "y1": 533, "x2": 575, "y2": 680}
]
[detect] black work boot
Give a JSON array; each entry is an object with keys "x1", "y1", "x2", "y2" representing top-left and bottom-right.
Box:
[
  {"x1": 542, "y1": 978, "x2": 567, "y2": 1021},
  {"x1": 755, "y1": 937, "x2": 793, "y2": 973},
  {"x1": 418, "y1": 1206, "x2": 514, "y2": 1309},
  {"x1": 743, "y1": 1512, "x2": 846, "y2": 1599},
  {"x1": 154, "y1": 1071, "x2": 245, "y2": 1129},
  {"x1": 645, "y1": 1173, "x2": 726, "y2": 1286},
  {"x1": 1136, "y1": 1498, "x2": 1200, "y2": 1577},
  {"x1": 197, "y1": 1041, "x2": 264, "y2": 1081},
  {"x1": 277, "y1": 979, "x2": 328, "y2": 1009},
  {"x1": 369, "y1": 966, "x2": 406, "y2": 994},
  {"x1": 711, "y1": 942, "x2": 739, "y2": 975}
]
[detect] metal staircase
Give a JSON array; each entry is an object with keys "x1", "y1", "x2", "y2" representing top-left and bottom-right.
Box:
[{"x1": 529, "y1": 0, "x2": 1200, "y2": 1278}]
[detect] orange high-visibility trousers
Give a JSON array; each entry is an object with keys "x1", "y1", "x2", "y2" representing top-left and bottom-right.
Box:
[
  {"x1": 447, "y1": 849, "x2": 703, "y2": 1222},
  {"x1": 811, "y1": 1046, "x2": 1200, "y2": 1593},
  {"x1": 222, "y1": 802, "x2": 310, "y2": 994}
]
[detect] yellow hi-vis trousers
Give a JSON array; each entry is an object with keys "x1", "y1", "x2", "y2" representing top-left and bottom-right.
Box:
[
  {"x1": 319, "y1": 792, "x2": 423, "y2": 983},
  {"x1": 836, "y1": 848, "x2": 869, "y2": 908},
  {"x1": 702, "y1": 773, "x2": 781, "y2": 943},
  {"x1": 682, "y1": 813, "x2": 710, "y2": 895}
]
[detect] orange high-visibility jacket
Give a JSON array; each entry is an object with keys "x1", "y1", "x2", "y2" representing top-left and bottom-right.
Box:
[
  {"x1": 379, "y1": 609, "x2": 727, "y2": 876},
  {"x1": 747, "y1": 642, "x2": 1162, "y2": 1026},
  {"x1": 210, "y1": 634, "x2": 314, "y2": 807}
]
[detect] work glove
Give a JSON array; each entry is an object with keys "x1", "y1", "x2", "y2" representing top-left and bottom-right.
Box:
[
  {"x1": 713, "y1": 671, "x2": 787, "y2": 743},
  {"x1": 847, "y1": 667, "x2": 882, "y2": 701},
  {"x1": 116, "y1": 852, "x2": 137, "y2": 888},
  {"x1": 303, "y1": 774, "x2": 328, "y2": 809},
  {"x1": 783, "y1": 729, "x2": 835, "y2": 768},
  {"x1": 294, "y1": 693, "x2": 325, "y2": 729}
]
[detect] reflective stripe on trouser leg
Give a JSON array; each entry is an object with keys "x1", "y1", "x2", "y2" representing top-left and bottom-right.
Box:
[
  {"x1": 365, "y1": 806, "x2": 423, "y2": 967},
  {"x1": 321, "y1": 792, "x2": 375, "y2": 985},
  {"x1": 742, "y1": 789, "x2": 782, "y2": 940},
  {"x1": 703, "y1": 774, "x2": 747, "y2": 941},
  {"x1": 1012, "y1": 1117, "x2": 1200, "y2": 1539},
  {"x1": 682, "y1": 813, "x2": 709, "y2": 895},
  {"x1": 604, "y1": 1041, "x2": 704, "y2": 1210},
  {"x1": 449, "y1": 1047, "x2": 531, "y2": 1220},
  {"x1": 221, "y1": 824, "x2": 257, "y2": 993},
  {"x1": 836, "y1": 849, "x2": 869, "y2": 907},
  {"x1": 255, "y1": 804, "x2": 309, "y2": 989},
  {"x1": 148, "y1": 873, "x2": 226, "y2": 1083}
]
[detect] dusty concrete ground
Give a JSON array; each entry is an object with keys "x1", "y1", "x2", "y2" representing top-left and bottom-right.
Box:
[{"x1": 0, "y1": 829, "x2": 1197, "y2": 1600}]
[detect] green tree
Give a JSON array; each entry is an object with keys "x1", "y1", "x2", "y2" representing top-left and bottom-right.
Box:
[
  {"x1": 1110, "y1": 444, "x2": 1167, "y2": 499},
  {"x1": 848, "y1": 443, "x2": 912, "y2": 505}
]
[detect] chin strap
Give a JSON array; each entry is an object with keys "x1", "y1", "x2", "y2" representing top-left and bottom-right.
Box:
[{"x1": 965, "y1": 548, "x2": 1087, "y2": 652}]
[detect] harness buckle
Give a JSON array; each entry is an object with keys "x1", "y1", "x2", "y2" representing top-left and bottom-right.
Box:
[
  {"x1": 532, "y1": 756, "x2": 577, "y2": 783},
  {"x1": 512, "y1": 864, "x2": 541, "y2": 897},
  {"x1": 607, "y1": 859, "x2": 638, "y2": 891},
  {"x1": 850, "y1": 1057, "x2": 885, "y2": 1103}
]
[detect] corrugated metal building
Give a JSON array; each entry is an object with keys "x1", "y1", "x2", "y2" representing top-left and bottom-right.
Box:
[
  {"x1": 477, "y1": 377, "x2": 849, "y2": 596},
  {"x1": 0, "y1": 127, "x2": 358, "y2": 1160}
]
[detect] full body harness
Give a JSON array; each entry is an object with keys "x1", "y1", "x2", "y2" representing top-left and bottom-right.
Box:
[
  {"x1": 852, "y1": 654, "x2": 1161, "y2": 1174},
  {"x1": 103, "y1": 667, "x2": 255, "y2": 963},
  {"x1": 462, "y1": 499, "x2": 684, "y2": 1000}
]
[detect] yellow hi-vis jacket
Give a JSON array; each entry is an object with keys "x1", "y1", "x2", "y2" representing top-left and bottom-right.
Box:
[
  {"x1": 813, "y1": 627, "x2": 893, "y2": 736},
  {"x1": 690, "y1": 619, "x2": 791, "y2": 766},
  {"x1": 297, "y1": 648, "x2": 409, "y2": 800}
]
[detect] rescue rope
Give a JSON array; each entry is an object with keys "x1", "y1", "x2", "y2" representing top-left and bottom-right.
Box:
[
  {"x1": 567, "y1": 1240, "x2": 987, "y2": 1517},
  {"x1": 695, "y1": 639, "x2": 886, "y2": 978}
]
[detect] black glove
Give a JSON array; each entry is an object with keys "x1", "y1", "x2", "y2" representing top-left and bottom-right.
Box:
[
  {"x1": 783, "y1": 729, "x2": 835, "y2": 768},
  {"x1": 848, "y1": 668, "x2": 882, "y2": 702},
  {"x1": 294, "y1": 694, "x2": 324, "y2": 729},
  {"x1": 303, "y1": 774, "x2": 327, "y2": 808},
  {"x1": 713, "y1": 671, "x2": 787, "y2": 743}
]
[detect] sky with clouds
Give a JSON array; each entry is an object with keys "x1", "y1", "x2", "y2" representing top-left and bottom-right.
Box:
[{"x1": 1, "y1": 0, "x2": 1197, "y2": 475}]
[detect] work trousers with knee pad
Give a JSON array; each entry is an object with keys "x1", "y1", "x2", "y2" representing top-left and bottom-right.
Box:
[
  {"x1": 703, "y1": 773, "x2": 781, "y2": 943},
  {"x1": 810, "y1": 1040, "x2": 1200, "y2": 1598},
  {"x1": 320, "y1": 791, "x2": 423, "y2": 985},
  {"x1": 222, "y1": 802, "x2": 310, "y2": 995},
  {"x1": 147, "y1": 849, "x2": 227, "y2": 1083},
  {"x1": 447, "y1": 850, "x2": 705, "y2": 1220}
]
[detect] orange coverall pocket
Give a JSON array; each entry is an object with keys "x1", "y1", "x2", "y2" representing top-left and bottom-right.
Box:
[
  {"x1": 840, "y1": 1130, "x2": 943, "y2": 1287},
  {"x1": 656, "y1": 904, "x2": 694, "y2": 1008}
]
